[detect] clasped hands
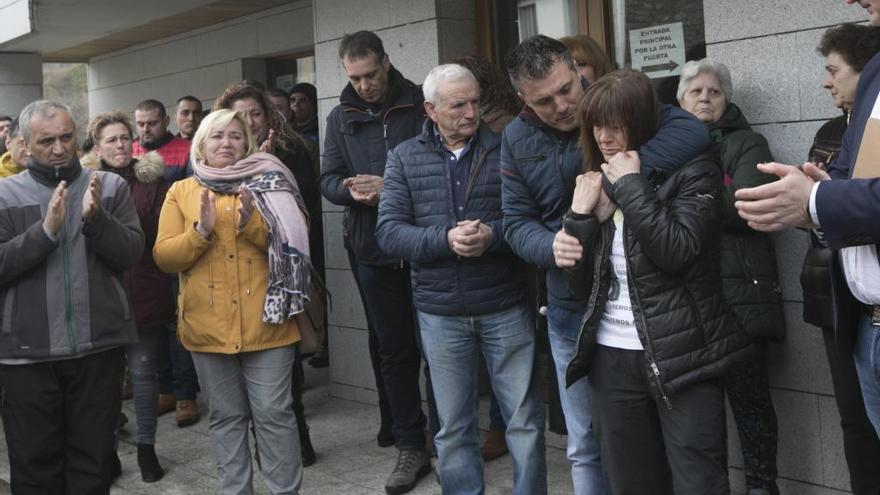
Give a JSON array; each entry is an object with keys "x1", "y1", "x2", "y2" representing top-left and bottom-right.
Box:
[
  {"x1": 447, "y1": 219, "x2": 492, "y2": 258},
  {"x1": 43, "y1": 174, "x2": 103, "y2": 236},
  {"x1": 344, "y1": 174, "x2": 383, "y2": 206},
  {"x1": 195, "y1": 185, "x2": 255, "y2": 239},
  {"x1": 553, "y1": 152, "x2": 636, "y2": 268}
]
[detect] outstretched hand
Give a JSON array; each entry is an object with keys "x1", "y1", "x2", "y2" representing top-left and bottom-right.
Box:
[{"x1": 734, "y1": 162, "x2": 819, "y2": 231}]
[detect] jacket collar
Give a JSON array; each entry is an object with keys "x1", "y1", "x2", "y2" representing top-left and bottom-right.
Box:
[
  {"x1": 26, "y1": 155, "x2": 83, "y2": 187},
  {"x1": 417, "y1": 119, "x2": 500, "y2": 152}
]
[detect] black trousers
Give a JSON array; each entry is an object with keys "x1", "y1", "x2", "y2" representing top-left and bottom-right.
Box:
[
  {"x1": 822, "y1": 325, "x2": 880, "y2": 495},
  {"x1": 722, "y1": 348, "x2": 779, "y2": 494},
  {"x1": 590, "y1": 345, "x2": 729, "y2": 495},
  {"x1": 355, "y1": 261, "x2": 428, "y2": 450},
  {"x1": 0, "y1": 347, "x2": 123, "y2": 495}
]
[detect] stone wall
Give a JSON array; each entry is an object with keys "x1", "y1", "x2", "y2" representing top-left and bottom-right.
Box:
[
  {"x1": 704, "y1": 1, "x2": 867, "y2": 493},
  {"x1": 0, "y1": 53, "x2": 42, "y2": 119},
  {"x1": 86, "y1": 1, "x2": 313, "y2": 124}
]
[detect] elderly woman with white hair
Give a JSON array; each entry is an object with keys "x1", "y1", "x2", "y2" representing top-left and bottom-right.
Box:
[{"x1": 678, "y1": 59, "x2": 784, "y2": 495}]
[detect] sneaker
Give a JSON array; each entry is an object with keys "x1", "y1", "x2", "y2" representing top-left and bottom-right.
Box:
[
  {"x1": 384, "y1": 448, "x2": 431, "y2": 495},
  {"x1": 480, "y1": 429, "x2": 508, "y2": 461},
  {"x1": 157, "y1": 393, "x2": 176, "y2": 416},
  {"x1": 175, "y1": 400, "x2": 201, "y2": 427}
]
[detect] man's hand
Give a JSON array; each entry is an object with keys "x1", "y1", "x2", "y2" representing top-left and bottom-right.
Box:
[
  {"x1": 259, "y1": 129, "x2": 276, "y2": 153},
  {"x1": 571, "y1": 172, "x2": 602, "y2": 214},
  {"x1": 237, "y1": 185, "x2": 255, "y2": 230},
  {"x1": 601, "y1": 151, "x2": 641, "y2": 184},
  {"x1": 44, "y1": 181, "x2": 68, "y2": 235},
  {"x1": 196, "y1": 188, "x2": 217, "y2": 239},
  {"x1": 734, "y1": 162, "x2": 818, "y2": 231},
  {"x1": 345, "y1": 174, "x2": 383, "y2": 206},
  {"x1": 82, "y1": 174, "x2": 102, "y2": 221},
  {"x1": 448, "y1": 220, "x2": 492, "y2": 257},
  {"x1": 553, "y1": 228, "x2": 582, "y2": 268},
  {"x1": 594, "y1": 188, "x2": 617, "y2": 223}
]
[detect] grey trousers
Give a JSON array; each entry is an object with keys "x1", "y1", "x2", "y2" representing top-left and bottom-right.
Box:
[{"x1": 192, "y1": 345, "x2": 302, "y2": 495}]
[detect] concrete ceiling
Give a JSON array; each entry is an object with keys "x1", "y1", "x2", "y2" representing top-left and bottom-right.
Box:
[{"x1": 0, "y1": 0, "x2": 293, "y2": 62}]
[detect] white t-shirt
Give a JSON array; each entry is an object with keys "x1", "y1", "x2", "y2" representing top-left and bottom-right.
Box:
[{"x1": 596, "y1": 210, "x2": 643, "y2": 350}]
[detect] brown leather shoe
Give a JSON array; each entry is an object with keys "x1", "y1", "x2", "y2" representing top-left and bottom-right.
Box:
[
  {"x1": 175, "y1": 399, "x2": 201, "y2": 427},
  {"x1": 481, "y1": 429, "x2": 508, "y2": 461},
  {"x1": 157, "y1": 393, "x2": 176, "y2": 416}
]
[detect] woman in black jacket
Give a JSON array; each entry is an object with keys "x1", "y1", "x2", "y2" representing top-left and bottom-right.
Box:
[{"x1": 562, "y1": 69, "x2": 751, "y2": 494}]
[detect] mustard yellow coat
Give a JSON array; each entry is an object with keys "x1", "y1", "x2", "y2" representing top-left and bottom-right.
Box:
[{"x1": 154, "y1": 177, "x2": 300, "y2": 354}]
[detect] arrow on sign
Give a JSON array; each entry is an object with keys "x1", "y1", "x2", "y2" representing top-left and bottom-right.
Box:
[{"x1": 642, "y1": 60, "x2": 679, "y2": 73}]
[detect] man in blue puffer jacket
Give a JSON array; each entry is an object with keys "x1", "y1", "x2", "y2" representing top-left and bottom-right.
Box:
[
  {"x1": 500, "y1": 35, "x2": 710, "y2": 495},
  {"x1": 378, "y1": 64, "x2": 546, "y2": 495}
]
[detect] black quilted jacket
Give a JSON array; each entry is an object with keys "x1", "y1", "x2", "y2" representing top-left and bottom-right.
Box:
[{"x1": 563, "y1": 150, "x2": 752, "y2": 405}]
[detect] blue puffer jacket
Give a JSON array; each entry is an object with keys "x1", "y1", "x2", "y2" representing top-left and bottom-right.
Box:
[
  {"x1": 377, "y1": 121, "x2": 526, "y2": 316},
  {"x1": 501, "y1": 104, "x2": 710, "y2": 311}
]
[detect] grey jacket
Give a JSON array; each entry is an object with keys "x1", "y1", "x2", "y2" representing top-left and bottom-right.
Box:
[{"x1": 0, "y1": 158, "x2": 144, "y2": 360}]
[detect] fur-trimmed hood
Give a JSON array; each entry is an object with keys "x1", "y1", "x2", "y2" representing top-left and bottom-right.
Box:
[{"x1": 81, "y1": 150, "x2": 166, "y2": 184}]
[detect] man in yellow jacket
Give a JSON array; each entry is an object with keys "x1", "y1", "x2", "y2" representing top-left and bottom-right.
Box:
[{"x1": 0, "y1": 118, "x2": 27, "y2": 178}]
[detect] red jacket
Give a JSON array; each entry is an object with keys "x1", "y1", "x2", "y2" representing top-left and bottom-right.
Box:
[{"x1": 133, "y1": 132, "x2": 191, "y2": 184}]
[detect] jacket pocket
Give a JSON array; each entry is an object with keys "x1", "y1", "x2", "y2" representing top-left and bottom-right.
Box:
[
  {"x1": 111, "y1": 276, "x2": 132, "y2": 321},
  {"x1": 1, "y1": 287, "x2": 15, "y2": 334}
]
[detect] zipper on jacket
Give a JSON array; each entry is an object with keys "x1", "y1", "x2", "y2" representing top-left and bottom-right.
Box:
[
  {"x1": 245, "y1": 258, "x2": 252, "y2": 296},
  {"x1": 60, "y1": 226, "x2": 77, "y2": 353},
  {"x1": 622, "y1": 226, "x2": 673, "y2": 410},
  {"x1": 571, "y1": 222, "x2": 611, "y2": 367},
  {"x1": 208, "y1": 262, "x2": 215, "y2": 306}
]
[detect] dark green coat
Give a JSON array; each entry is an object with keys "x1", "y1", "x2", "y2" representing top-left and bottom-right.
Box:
[{"x1": 710, "y1": 103, "x2": 785, "y2": 341}]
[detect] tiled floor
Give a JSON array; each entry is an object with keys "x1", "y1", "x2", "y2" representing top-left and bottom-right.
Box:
[{"x1": 0, "y1": 365, "x2": 574, "y2": 494}]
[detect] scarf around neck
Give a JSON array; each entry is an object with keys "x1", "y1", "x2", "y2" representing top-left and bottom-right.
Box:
[{"x1": 192, "y1": 152, "x2": 311, "y2": 323}]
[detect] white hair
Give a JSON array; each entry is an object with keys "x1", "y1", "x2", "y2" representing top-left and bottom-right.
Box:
[
  {"x1": 676, "y1": 59, "x2": 733, "y2": 102},
  {"x1": 422, "y1": 64, "x2": 478, "y2": 104}
]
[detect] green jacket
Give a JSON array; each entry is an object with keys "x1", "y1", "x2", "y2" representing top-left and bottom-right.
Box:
[{"x1": 710, "y1": 103, "x2": 785, "y2": 341}]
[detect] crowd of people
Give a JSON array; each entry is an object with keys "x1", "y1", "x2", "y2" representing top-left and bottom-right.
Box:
[{"x1": 0, "y1": 0, "x2": 878, "y2": 494}]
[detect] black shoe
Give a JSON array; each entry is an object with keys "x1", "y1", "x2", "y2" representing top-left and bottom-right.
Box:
[
  {"x1": 377, "y1": 424, "x2": 395, "y2": 448},
  {"x1": 298, "y1": 418, "x2": 317, "y2": 467},
  {"x1": 110, "y1": 453, "x2": 122, "y2": 482},
  {"x1": 137, "y1": 443, "x2": 165, "y2": 483}
]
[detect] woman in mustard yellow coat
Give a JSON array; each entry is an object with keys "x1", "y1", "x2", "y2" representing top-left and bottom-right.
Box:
[{"x1": 154, "y1": 108, "x2": 310, "y2": 494}]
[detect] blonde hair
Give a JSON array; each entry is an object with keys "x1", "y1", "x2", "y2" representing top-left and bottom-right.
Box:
[{"x1": 191, "y1": 109, "x2": 258, "y2": 164}]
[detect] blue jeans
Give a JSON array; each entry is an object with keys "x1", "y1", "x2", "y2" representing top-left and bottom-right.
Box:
[
  {"x1": 419, "y1": 305, "x2": 546, "y2": 495},
  {"x1": 546, "y1": 305, "x2": 607, "y2": 495},
  {"x1": 126, "y1": 328, "x2": 162, "y2": 444},
  {"x1": 854, "y1": 313, "x2": 880, "y2": 438},
  {"x1": 191, "y1": 346, "x2": 302, "y2": 495}
]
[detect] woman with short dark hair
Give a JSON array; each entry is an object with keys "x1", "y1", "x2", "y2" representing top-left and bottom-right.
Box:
[{"x1": 564, "y1": 69, "x2": 751, "y2": 494}]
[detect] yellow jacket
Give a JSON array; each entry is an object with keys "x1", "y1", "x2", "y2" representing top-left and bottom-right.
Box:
[
  {"x1": 154, "y1": 177, "x2": 300, "y2": 354},
  {"x1": 0, "y1": 151, "x2": 24, "y2": 178}
]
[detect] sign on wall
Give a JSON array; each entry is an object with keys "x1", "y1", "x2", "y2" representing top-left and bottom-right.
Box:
[{"x1": 629, "y1": 21, "x2": 685, "y2": 79}]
